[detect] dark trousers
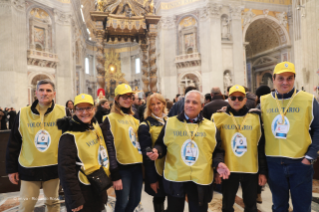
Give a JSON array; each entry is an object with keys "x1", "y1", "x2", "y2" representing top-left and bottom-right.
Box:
[
  {"x1": 167, "y1": 182, "x2": 208, "y2": 212},
  {"x1": 222, "y1": 173, "x2": 258, "y2": 212},
  {"x1": 114, "y1": 165, "x2": 143, "y2": 212}
]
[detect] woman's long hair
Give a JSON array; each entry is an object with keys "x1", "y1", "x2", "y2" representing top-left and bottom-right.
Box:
[{"x1": 144, "y1": 93, "x2": 167, "y2": 119}]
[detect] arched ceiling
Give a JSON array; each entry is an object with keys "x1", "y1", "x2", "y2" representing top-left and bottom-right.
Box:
[{"x1": 245, "y1": 18, "x2": 287, "y2": 58}]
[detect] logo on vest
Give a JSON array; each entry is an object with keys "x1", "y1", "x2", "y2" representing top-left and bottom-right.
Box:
[
  {"x1": 181, "y1": 139, "x2": 199, "y2": 166},
  {"x1": 129, "y1": 127, "x2": 142, "y2": 154},
  {"x1": 98, "y1": 146, "x2": 109, "y2": 168},
  {"x1": 231, "y1": 133, "x2": 247, "y2": 157},
  {"x1": 34, "y1": 130, "x2": 51, "y2": 152},
  {"x1": 271, "y1": 114, "x2": 290, "y2": 139}
]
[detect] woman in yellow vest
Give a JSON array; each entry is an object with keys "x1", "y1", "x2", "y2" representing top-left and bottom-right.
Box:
[
  {"x1": 138, "y1": 93, "x2": 167, "y2": 212},
  {"x1": 101, "y1": 84, "x2": 143, "y2": 212},
  {"x1": 57, "y1": 94, "x2": 115, "y2": 212}
]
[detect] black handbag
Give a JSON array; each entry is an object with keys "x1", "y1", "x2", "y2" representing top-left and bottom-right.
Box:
[{"x1": 80, "y1": 166, "x2": 112, "y2": 193}]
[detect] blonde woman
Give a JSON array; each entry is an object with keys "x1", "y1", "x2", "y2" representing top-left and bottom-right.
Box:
[
  {"x1": 138, "y1": 93, "x2": 167, "y2": 212},
  {"x1": 101, "y1": 84, "x2": 143, "y2": 212}
]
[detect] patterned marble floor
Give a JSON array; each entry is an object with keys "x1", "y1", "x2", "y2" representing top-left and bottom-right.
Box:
[{"x1": 1, "y1": 182, "x2": 319, "y2": 212}]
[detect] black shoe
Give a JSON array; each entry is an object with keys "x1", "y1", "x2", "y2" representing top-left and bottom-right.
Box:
[{"x1": 153, "y1": 202, "x2": 164, "y2": 212}]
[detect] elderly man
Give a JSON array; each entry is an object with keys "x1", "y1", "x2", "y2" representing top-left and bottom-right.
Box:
[
  {"x1": 213, "y1": 85, "x2": 267, "y2": 212},
  {"x1": 260, "y1": 62, "x2": 319, "y2": 212},
  {"x1": 6, "y1": 80, "x2": 70, "y2": 212},
  {"x1": 147, "y1": 90, "x2": 230, "y2": 212}
]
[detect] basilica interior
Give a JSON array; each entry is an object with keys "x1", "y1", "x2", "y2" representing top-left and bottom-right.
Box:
[{"x1": 1, "y1": 0, "x2": 319, "y2": 211}]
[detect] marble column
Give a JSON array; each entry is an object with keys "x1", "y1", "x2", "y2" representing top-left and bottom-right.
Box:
[
  {"x1": 0, "y1": 0, "x2": 28, "y2": 109},
  {"x1": 230, "y1": 5, "x2": 245, "y2": 86},
  {"x1": 140, "y1": 43, "x2": 149, "y2": 92},
  {"x1": 94, "y1": 21, "x2": 106, "y2": 90},
  {"x1": 148, "y1": 24, "x2": 158, "y2": 92}
]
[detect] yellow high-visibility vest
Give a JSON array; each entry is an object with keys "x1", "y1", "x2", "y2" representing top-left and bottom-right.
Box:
[
  {"x1": 64, "y1": 122, "x2": 110, "y2": 185},
  {"x1": 106, "y1": 112, "x2": 142, "y2": 164},
  {"x1": 213, "y1": 112, "x2": 261, "y2": 173},
  {"x1": 261, "y1": 91, "x2": 313, "y2": 158},
  {"x1": 163, "y1": 117, "x2": 217, "y2": 185},
  {"x1": 18, "y1": 104, "x2": 66, "y2": 167}
]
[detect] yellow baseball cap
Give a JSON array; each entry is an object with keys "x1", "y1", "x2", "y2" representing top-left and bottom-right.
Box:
[
  {"x1": 273, "y1": 61, "x2": 296, "y2": 75},
  {"x1": 115, "y1": 83, "x2": 134, "y2": 96},
  {"x1": 74, "y1": 93, "x2": 94, "y2": 106},
  {"x1": 229, "y1": 85, "x2": 246, "y2": 96}
]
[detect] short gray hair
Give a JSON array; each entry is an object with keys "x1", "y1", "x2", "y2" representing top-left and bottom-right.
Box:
[
  {"x1": 184, "y1": 90, "x2": 204, "y2": 104},
  {"x1": 36, "y1": 79, "x2": 55, "y2": 91}
]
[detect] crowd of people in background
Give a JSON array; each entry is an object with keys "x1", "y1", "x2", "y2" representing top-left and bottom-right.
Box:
[{"x1": 0, "y1": 107, "x2": 17, "y2": 130}]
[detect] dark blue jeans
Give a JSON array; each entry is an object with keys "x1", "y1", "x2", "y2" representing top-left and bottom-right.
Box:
[
  {"x1": 267, "y1": 157, "x2": 313, "y2": 212},
  {"x1": 114, "y1": 165, "x2": 143, "y2": 212}
]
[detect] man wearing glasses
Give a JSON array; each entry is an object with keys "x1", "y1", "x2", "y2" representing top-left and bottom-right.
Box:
[
  {"x1": 260, "y1": 62, "x2": 319, "y2": 212},
  {"x1": 6, "y1": 80, "x2": 70, "y2": 212},
  {"x1": 212, "y1": 85, "x2": 267, "y2": 212}
]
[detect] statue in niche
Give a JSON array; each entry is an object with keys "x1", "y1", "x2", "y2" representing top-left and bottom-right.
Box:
[
  {"x1": 184, "y1": 33, "x2": 195, "y2": 54},
  {"x1": 223, "y1": 72, "x2": 232, "y2": 93},
  {"x1": 221, "y1": 18, "x2": 230, "y2": 40}
]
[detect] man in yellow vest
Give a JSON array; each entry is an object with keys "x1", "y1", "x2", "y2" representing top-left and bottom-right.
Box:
[
  {"x1": 147, "y1": 90, "x2": 230, "y2": 212},
  {"x1": 6, "y1": 80, "x2": 70, "y2": 212},
  {"x1": 212, "y1": 85, "x2": 267, "y2": 212},
  {"x1": 260, "y1": 61, "x2": 319, "y2": 212}
]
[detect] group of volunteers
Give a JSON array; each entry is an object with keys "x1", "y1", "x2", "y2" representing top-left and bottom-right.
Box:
[{"x1": 5, "y1": 61, "x2": 319, "y2": 212}]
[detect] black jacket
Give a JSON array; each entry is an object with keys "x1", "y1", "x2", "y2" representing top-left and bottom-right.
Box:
[
  {"x1": 138, "y1": 116, "x2": 166, "y2": 196},
  {"x1": 153, "y1": 111, "x2": 225, "y2": 203},
  {"x1": 168, "y1": 97, "x2": 184, "y2": 117},
  {"x1": 94, "y1": 105, "x2": 110, "y2": 124},
  {"x1": 5, "y1": 100, "x2": 71, "y2": 181},
  {"x1": 202, "y1": 95, "x2": 229, "y2": 120},
  {"x1": 222, "y1": 105, "x2": 268, "y2": 176},
  {"x1": 57, "y1": 116, "x2": 111, "y2": 212}
]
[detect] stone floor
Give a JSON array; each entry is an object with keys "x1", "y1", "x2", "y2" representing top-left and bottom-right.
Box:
[{"x1": 1, "y1": 181, "x2": 319, "y2": 212}]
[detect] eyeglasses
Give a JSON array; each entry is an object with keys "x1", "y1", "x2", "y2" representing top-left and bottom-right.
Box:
[
  {"x1": 229, "y1": 96, "x2": 245, "y2": 102},
  {"x1": 76, "y1": 107, "x2": 94, "y2": 112},
  {"x1": 120, "y1": 95, "x2": 133, "y2": 100}
]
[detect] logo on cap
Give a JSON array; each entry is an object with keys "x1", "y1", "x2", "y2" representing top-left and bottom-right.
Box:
[
  {"x1": 236, "y1": 86, "x2": 239, "y2": 89},
  {"x1": 285, "y1": 63, "x2": 288, "y2": 68},
  {"x1": 125, "y1": 85, "x2": 128, "y2": 89},
  {"x1": 81, "y1": 95, "x2": 85, "y2": 99}
]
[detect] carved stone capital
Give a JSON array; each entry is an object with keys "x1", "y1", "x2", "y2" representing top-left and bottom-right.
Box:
[
  {"x1": 199, "y1": 7, "x2": 209, "y2": 21},
  {"x1": 208, "y1": 3, "x2": 222, "y2": 18},
  {"x1": 12, "y1": 0, "x2": 25, "y2": 11},
  {"x1": 160, "y1": 16, "x2": 176, "y2": 30},
  {"x1": 229, "y1": 5, "x2": 244, "y2": 20},
  {"x1": 54, "y1": 9, "x2": 72, "y2": 25}
]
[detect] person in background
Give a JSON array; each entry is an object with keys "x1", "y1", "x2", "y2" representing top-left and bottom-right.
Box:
[
  {"x1": 168, "y1": 86, "x2": 197, "y2": 117},
  {"x1": 138, "y1": 93, "x2": 168, "y2": 212},
  {"x1": 173, "y1": 94, "x2": 181, "y2": 104},
  {"x1": 166, "y1": 99, "x2": 173, "y2": 112},
  {"x1": 101, "y1": 84, "x2": 143, "y2": 212},
  {"x1": 255, "y1": 85, "x2": 271, "y2": 108},
  {"x1": 138, "y1": 91, "x2": 152, "y2": 122},
  {"x1": 65, "y1": 100, "x2": 74, "y2": 115},
  {"x1": 0, "y1": 110, "x2": 4, "y2": 130},
  {"x1": 245, "y1": 87, "x2": 257, "y2": 109},
  {"x1": 57, "y1": 94, "x2": 115, "y2": 212},
  {"x1": 132, "y1": 93, "x2": 141, "y2": 120},
  {"x1": 202, "y1": 87, "x2": 228, "y2": 120},
  {"x1": 95, "y1": 98, "x2": 110, "y2": 124},
  {"x1": 95, "y1": 88, "x2": 106, "y2": 104},
  {"x1": 204, "y1": 93, "x2": 212, "y2": 105},
  {"x1": 6, "y1": 79, "x2": 70, "y2": 212}
]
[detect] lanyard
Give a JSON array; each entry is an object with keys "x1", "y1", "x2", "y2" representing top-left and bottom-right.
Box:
[
  {"x1": 92, "y1": 123, "x2": 103, "y2": 146},
  {"x1": 184, "y1": 120, "x2": 199, "y2": 140},
  {"x1": 274, "y1": 89, "x2": 296, "y2": 123},
  {"x1": 230, "y1": 113, "x2": 248, "y2": 133}
]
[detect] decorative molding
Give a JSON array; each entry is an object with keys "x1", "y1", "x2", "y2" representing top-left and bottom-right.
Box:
[
  {"x1": 276, "y1": 12, "x2": 287, "y2": 27},
  {"x1": 12, "y1": 0, "x2": 25, "y2": 10},
  {"x1": 27, "y1": 50, "x2": 59, "y2": 68},
  {"x1": 207, "y1": 3, "x2": 222, "y2": 18},
  {"x1": 199, "y1": 7, "x2": 209, "y2": 21},
  {"x1": 263, "y1": 9, "x2": 269, "y2": 17},
  {"x1": 160, "y1": 16, "x2": 176, "y2": 29},
  {"x1": 229, "y1": 5, "x2": 243, "y2": 20},
  {"x1": 175, "y1": 52, "x2": 201, "y2": 68},
  {"x1": 54, "y1": 9, "x2": 72, "y2": 25},
  {"x1": 243, "y1": 8, "x2": 255, "y2": 26}
]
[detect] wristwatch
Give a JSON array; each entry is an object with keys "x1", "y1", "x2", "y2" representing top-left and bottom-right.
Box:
[{"x1": 306, "y1": 158, "x2": 316, "y2": 165}]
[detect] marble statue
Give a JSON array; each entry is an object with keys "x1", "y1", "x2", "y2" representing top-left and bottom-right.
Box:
[
  {"x1": 276, "y1": 12, "x2": 287, "y2": 26},
  {"x1": 221, "y1": 18, "x2": 230, "y2": 39},
  {"x1": 223, "y1": 72, "x2": 232, "y2": 93}
]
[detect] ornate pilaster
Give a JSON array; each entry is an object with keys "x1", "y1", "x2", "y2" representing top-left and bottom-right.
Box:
[
  {"x1": 160, "y1": 16, "x2": 175, "y2": 30},
  {"x1": 140, "y1": 43, "x2": 149, "y2": 92},
  {"x1": 148, "y1": 24, "x2": 157, "y2": 92},
  {"x1": 94, "y1": 21, "x2": 106, "y2": 89},
  {"x1": 229, "y1": 5, "x2": 244, "y2": 20}
]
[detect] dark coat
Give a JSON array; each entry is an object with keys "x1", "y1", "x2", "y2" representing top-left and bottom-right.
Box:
[
  {"x1": 153, "y1": 111, "x2": 225, "y2": 203},
  {"x1": 57, "y1": 116, "x2": 110, "y2": 212},
  {"x1": 168, "y1": 97, "x2": 184, "y2": 117},
  {"x1": 5, "y1": 100, "x2": 71, "y2": 181},
  {"x1": 94, "y1": 105, "x2": 110, "y2": 124},
  {"x1": 245, "y1": 92, "x2": 257, "y2": 109},
  {"x1": 202, "y1": 95, "x2": 229, "y2": 120},
  {"x1": 138, "y1": 116, "x2": 166, "y2": 197}
]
